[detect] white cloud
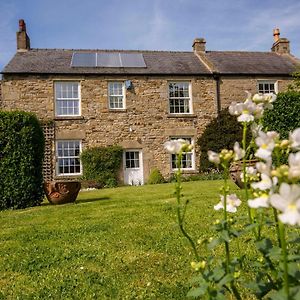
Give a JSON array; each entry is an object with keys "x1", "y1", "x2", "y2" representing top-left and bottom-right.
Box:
[{"x1": 242, "y1": 1, "x2": 300, "y2": 53}]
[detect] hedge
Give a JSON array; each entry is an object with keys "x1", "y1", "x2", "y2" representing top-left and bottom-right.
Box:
[
  {"x1": 262, "y1": 91, "x2": 300, "y2": 138},
  {"x1": 81, "y1": 145, "x2": 123, "y2": 188},
  {"x1": 0, "y1": 111, "x2": 45, "y2": 210},
  {"x1": 197, "y1": 108, "x2": 251, "y2": 171}
]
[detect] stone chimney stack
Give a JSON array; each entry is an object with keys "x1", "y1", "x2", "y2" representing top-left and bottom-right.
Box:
[
  {"x1": 193, "y1": 38, "x2": 206, "y2": 53},
  {"x1": 17, "y1": 19, "x2": 30, "y2": 51},
  {"x1": 271, "y1": 28, "x2": 290, "y2": 54}
]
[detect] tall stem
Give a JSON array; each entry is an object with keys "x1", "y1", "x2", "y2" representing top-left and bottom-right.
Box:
[
  {"x1": 278, "y1": 221, "x2": 289, "y2": 298},
  {"x1": 175, "y1": 151, "x2": 200, "y2": 261},
  {"x1": 273, "y1": 208, "x2": 282, "y2": 248},
  {"x1": 223, "y1": 165, "x2": 230, "y2": 274},
  {"x1": 223, "y1": 165, "x2": 242, "y2": 300},
  {"x1": 242, "y1": 123, "x2": 252, "y2": 224}
]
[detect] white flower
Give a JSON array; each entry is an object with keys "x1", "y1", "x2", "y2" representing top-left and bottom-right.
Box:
[
  {"x1": 248, "y1": 193, "x2": 270, "y2": 208},
  {"x1": 246, "y1": 166, "x2": 257, "y2": 176},
  {"x1": 251, "y1": 174, "x2": 273, "y2": 190},
  {"x1": 233, "y1": 142, "x2": 245, "y2": 160},
  {"x1": 288, "y1": 152, "x2": 300, "y2": 180},
  {"x1": 250, "y1": 123, "x2": 263, "y2": 138},
  {"x1": 237, "y1": 112, "x2": 255, "y2": 123},
  {"x1": 252, "y1": 93, "x2": 276, "y2": 105},
  {"x1": 289, "y1": 128, "x2": 300, "y2": 150},
  {"x1": 256, "y1": 161, "x2": 272, "y2": 176},
  {"x1": 252, "y1": 93, "x2": 265, "y2": 103},
  {"x1": 270, "y1": 183, "x2": 300, "y2": 226},
  {"x1": 255, "y1": 131, "x2": 278, "y2": 161},
  {"x1": 208, "y1": 150, "x2": 220, "y2": 164},
  {"x1": 214, "y1": 194, "x2": 242, "y2": 213},
  {"x1": 229, "y1": 100, "x2": 257, "y2": 123},
  {"x1": 164, "y1": 139, "x2": 187, "y2": 154}
]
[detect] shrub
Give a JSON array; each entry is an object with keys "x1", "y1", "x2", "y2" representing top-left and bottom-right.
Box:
[
  {"x1": 262, "y1": 91, "x2": 300, "y2": 138},
  {"x1": 0, "y1": 111, "x2": 45, "y2": 210},
  {"x1": 197, "y1": 108, "x2": 251, "y2": 171},
  {"x1": 147, "y1": 168, "x2": 165, "y2": 184},
  {"x1": 80, "y1": 145, "x2": 123, "y2": 188}
]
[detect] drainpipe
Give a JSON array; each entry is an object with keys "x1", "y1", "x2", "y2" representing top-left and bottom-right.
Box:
[{"x1": 213, "y1": 73, "x2": 221, "y2": 118}]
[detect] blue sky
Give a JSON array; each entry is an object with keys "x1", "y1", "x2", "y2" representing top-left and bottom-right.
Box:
[{"x1": 1, "y1": 0, "x2": 300, "y2": 71}]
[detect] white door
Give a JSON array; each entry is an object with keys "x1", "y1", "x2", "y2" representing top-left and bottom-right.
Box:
[{"x1": 124, "y1": 150, "x2": 144, "y2": 185}]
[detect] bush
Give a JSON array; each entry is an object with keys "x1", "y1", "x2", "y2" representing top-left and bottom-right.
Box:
[
  {"x1": 197, "y1": 108, "x2": 251, "y2": 171},
  {"x1": 0, "y1": 111, "x2": 45, "y2": 210},
  {"x1": 80, "y1": 146, "x2": 123, "y2": 188},
  {"x1": 262, "y1": 91, "x2": 300, "y2": 138},
  {"x1": 147, "y1": 168, "x2": 165, "y2": 184}
]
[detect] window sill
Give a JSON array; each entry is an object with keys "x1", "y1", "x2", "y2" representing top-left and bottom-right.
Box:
[
  {"x1": 167, "y1": 114, "x2": 197, "y2": 118},
  {"x1": 54, "y1": 116, "x2": 84, "y2": 121},
  {"x1": 171, "y1": 169, "x2": 198, "y2": 174},
  {"x1": 108, "y1": 109, "x2": 127, "y2": 113},
  {"x1": 54, "y1": 174, "x2": 82, "y2": 180}
]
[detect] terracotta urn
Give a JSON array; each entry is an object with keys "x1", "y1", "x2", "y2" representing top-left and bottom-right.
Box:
[
  {"x1": 229, "y1": 160, "x2": 257, "y2": 189},
  {"x1": 44, "y1": 181, "x2": 81, "y2": 204}
]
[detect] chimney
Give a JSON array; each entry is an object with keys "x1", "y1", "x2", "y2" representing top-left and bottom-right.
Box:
[
  {"x1": 271, "y1": 28, "x2": 290, "y2": 54},
  {"x1": 16, "y1": 19, "x2": 30, "y2": 51},
  {"x1": 193, "y1": 38, "x2": 206, "y2": 53}
]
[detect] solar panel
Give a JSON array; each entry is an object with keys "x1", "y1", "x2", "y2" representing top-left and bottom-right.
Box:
[
  {"x1": 71, "y1": 53, "x2": 96, "y2": 67},
  {"x1": 97, "y1": 53, "x2": 121, "y2": 67},
  {"x1": 120, "y1": 53, "x2": 146, "y2": 68},
  {"x1": 71, "y1": 52, "x2": 146, "y2": 68}
]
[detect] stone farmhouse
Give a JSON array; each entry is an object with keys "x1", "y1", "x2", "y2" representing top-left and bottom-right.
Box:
[{"x1": 0, "y1": 20, "x2": 299, "y2": 185}]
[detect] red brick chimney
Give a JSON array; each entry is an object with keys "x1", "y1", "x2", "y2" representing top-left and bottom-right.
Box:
[
  {"x1": 17, "y1": 19, "x2": 30, "y2": 51},
  {"x1": 271, "y1": 28, "x2": 290, "y2": 54}
]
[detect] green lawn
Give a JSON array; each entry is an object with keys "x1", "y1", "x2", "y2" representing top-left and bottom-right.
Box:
[{"x1": 0, "y1": 180, "x2": 244, "y2": 299}]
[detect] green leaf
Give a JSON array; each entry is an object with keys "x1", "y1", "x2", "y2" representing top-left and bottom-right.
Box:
[
  {"x1": 187, "y1": 284, "x2": 208, "y2": 298},
  {"x1": 208, "y1": 238, "x2": 222, "y2": 250},
  {"x1": 287, "y1": 262, "x2": 300, "y2": 278},
  {"x1": 256, "y1": 238, "x2": 273, "y2": 254},
  {"x1": 212, "y1": 267, "x2": 226, "y2": 282},
  {"x1": 268, "y1": 289, "x2": 289, "y2": 300},
  {"x1": 220, "y1": 230, "x2": 230, "y2": 242},
  {"x1": 217, "y1": 274, "x2": 234, "y2": 288}
]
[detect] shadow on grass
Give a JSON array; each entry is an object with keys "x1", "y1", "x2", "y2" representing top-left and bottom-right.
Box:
[
  {"x1": 41, "y1": 197, "x2": 111, "y2": 206},
  {"x1": 75, "y1": 197, "x2": 110, "y2": 204}
]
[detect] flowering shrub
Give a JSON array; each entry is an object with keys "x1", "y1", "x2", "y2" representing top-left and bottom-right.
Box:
[{"x1": 165, "y1": 92, "x2": 300, "y2": 299}]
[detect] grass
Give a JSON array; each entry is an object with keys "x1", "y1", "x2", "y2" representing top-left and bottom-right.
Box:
[{"x1": 0, "y1": 180, "x2": 252, "y2": 299}]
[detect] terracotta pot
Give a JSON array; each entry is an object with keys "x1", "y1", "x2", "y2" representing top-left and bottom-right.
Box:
[
  {"x1": 44, "y1": 181, "x2": 81, "y2": 204},
  {"x1": 229, "y1": 160, "x2": 257, "y2": 189}
]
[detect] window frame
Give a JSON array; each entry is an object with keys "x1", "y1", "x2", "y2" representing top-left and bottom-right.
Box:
[
  {"x1": 108, "y1": 81, "x2": 126, "y2": 110},
  {"x1": 56, "y1": 140, "x2": 82, "y2": 176},
  {"x1": 169, "y1": 137, "x2": 195, "y2": 171},
  {"x1": 54, "y1": 81, "x2": 81, "y2": 117},
  {"x1": 257, "y1": 80, "x2": 278, "y2": 94},
  {"x1": 168, "y1": 81, "x2": 193, "y2": 114},
  {"x1": 124, "y1": 150, "x2": 140, "y2": 169}
]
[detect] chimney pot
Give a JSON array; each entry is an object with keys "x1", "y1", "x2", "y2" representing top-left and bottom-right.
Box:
[
  {"x1": 271, "y1": 28, "x2": 290, "y2": 54},
  {"x1": 16, "y1": 19, "x2": 30, "y2": 51},
  {"x1": 19, "y1": 19, "x2": 26, "y2": 32},
  {"x1": 273, "y1": 28, "x2": 280, "y2": 42}
]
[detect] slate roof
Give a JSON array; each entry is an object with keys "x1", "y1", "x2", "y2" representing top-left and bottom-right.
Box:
[
  {"x1": 205, "y1": 51, "x2": 298, "y2": 75},
  {"x1": 2, "y1": 49, "x2": 211, "y2": 75},
  {"x1": 2, "y1": 48, "x2": 299, "y2": 76}
]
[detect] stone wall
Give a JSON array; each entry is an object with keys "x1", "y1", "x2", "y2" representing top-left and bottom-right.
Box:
[
  {"x1": 219, "y1": 76, "x2": 291, "y2": 108},
  {"x1": 1, "y1": 74, "x2": 292, "y2": 182}
]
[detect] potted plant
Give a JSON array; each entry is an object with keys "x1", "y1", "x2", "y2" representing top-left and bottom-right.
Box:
[{"x1": 43, "y1": 181, "x2": 81, "y2": 204}]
